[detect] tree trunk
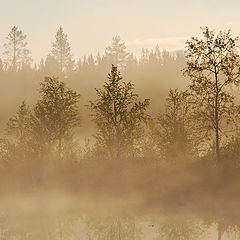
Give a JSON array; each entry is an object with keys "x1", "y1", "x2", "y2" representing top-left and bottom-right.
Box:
[
  {"x1": 13, "y1": 28, "x2": 16, "y2": 72},
  {"x1": 60, "y1": 38, "x2": 63, "y2": 73},
  {"x1": 215, "y1": 70, "x2": 220, "y2": 164},
  {"x1": 60, "y1": 50, "x2": 63, "y2": 73},
  {"x1": 215, "y1": 97, "x2": 220, "y2": 163}
]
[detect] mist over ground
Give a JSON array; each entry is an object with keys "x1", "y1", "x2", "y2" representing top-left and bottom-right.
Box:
[{"x1": 1, "y1": 14, "x2": 240, "y2": 240}]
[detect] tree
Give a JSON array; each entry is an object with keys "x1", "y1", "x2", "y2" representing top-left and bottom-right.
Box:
[
  {"x1": 42, "y1": 55, "x2": 61, "y2": 77},
  {"x1": 6, "y1": 101, "x2": 30, "y2": 140},
  {"x1": 85, "y1": 214, "x2": 141, "y2": 240},
  {"x1": 183, "y1": 27, "x2": 240, "y2": 164},
  {"x1": 3, "y1": 26, "x2": 32, "y2": 71},
  {"x1": 0, "y1": 59, "x2": 4, "y2": 73},
  {"x1": 89, "y1": 65, "x2": 150, "y2": 162},
  {"x1": 105, "y1": 36, "x2": 129, "y2": 69},
  {"x1": 157, "y1": 217, "x2": 202, "y2": 240},
  {"x1": 155, "y1": 89, "x2": 194, "y2": 165},
  {"x1": 6, "y1": 101, "x2": 31, "y2": 157},
  {"x1": 51, "y1": 26, "x2": 74, "y2": 75},
  {"x1": 30, "y1": 77, "x2": 80, "y2": 160}
]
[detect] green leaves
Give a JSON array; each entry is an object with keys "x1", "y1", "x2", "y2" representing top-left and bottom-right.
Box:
[
  {"x1": 89, "y1": 65, "x2": 150, "y2": 160},
  {"x1": 155, "y1": 89, "x2": 194, "y2": 164},
  {"x1": 6, "y1": 77, "x2": 81, "y2": 159},
  {"x1": 183, "y1": 27, "x2": 240, "y2": 160},
  {"x1": 6, "y1": 101, "x2": 30, "y2": 139},
  {"x1": 31, "y1": 77, "x2": 80, "y2": 155}
]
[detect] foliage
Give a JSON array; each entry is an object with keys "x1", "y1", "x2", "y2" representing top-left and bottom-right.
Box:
[
  {"x1": 3, "y1": 26, "x2": 32, "y2": 71},
  {"x1": 30, "y1": 77, "x2": 81, "y2": 158},
  {"x1": 51, "y1": 26, "x2": 74, "y2": 76},
  {"x1": 183, "y1": 27, "x2": 240, "y2": 162},
  {"x1": 155, "y1": 89, "x2": 195, "y2": 165},
  {"x1": 6, "y1": 101, "x2": 30, "y2": 142},
  {"x1": 89, "y1": 65, "x2": 150, "y2": 161},
  {"x1": 105, "y1": 36, "x2": 129, "y2": 70},
  {"x1": 85, "y1": 215, "x2": 141, "y2": 240},
  {"x1": 6, "y1": 77, "x2": 80, "y2": 160},
  {"x1": 157, "y1": 218, "x2": 203, "y2": 240},
  {"x1": 5, "y1": 101, "x2": 32, "y2": 159}
]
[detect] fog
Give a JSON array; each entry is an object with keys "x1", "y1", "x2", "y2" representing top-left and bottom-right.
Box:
[{"x1": 1, "y1": 21, "x2": 240, "y2": 240}]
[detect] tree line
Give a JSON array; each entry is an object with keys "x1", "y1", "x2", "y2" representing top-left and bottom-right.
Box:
[
  {"x1": 1, "y1": 26, "x2": 240, "y2": 240},
  {"x1": 0, "y1": 25, "x2": 185, "y2": 131},
  {"x1": 0, "y1": 25, "x2": 184, "y2": 76},
  {"x1": 2, "y1": 26, "x2": 240, "y2": 188}
]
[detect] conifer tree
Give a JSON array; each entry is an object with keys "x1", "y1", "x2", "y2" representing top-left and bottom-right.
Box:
[
  {"x1": 89, "y1": 65, "x2": 150, "y2": 161},
  {"x1": 6, "y1": 101, "x2": 30, "y2": 144},
  {"x1": 51, "y1": 26, "x2": 74, "y2": 75},
  {"x1": 3, "y1": 26, "x2": 32, "y2": 71},
  {"x1": 105, "y1": 36, "x2": 129, "y2": 69}
]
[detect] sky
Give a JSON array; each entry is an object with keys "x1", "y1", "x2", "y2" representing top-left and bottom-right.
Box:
[{"x1": 0, "y1": 0, "x2": 240, "y2": 63}]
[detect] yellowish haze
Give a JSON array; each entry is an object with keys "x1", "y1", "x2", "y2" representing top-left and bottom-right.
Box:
[{"x1": 0, "y1": 0, "x2": 240, "y2": 62}]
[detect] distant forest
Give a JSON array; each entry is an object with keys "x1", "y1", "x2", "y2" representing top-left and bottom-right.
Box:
[
  {"x1": 0, "y1": 26, "x2": 186, "y2": 133},
  {"x1": 1, "y1": 26, "x2": 240, "y2": 240}
]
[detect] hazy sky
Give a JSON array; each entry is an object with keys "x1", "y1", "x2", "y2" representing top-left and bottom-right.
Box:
[{"x1": 0, "y1": 0, "x2": 240, "y2": 63}]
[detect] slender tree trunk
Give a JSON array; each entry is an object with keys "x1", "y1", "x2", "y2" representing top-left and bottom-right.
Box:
[
  {"x1": 13, "y1": 29, "x2": 16, "y2": 72},
  {"x1": 215, "y1": 70, "x2": 221, "y2": 164},
  {"x1": 60, "y1": 50, "x2": 63, "y2": 73},
  {"x1": 215, "y1": 93, "x2": 220, "y2": 163},
  {"x1": 215, "y1": 70, "x2": 221, "y2": 238},
  {"x1": 214, "y1": 69, "x2": 222, "y2": 240},
  {"x1": 60, "y1": 37, "x2": 63, "y2": 73},
  {"x1": 113, "y1": 98, "x2": 121, "y2": 161}
]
